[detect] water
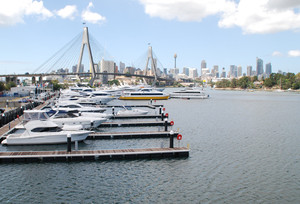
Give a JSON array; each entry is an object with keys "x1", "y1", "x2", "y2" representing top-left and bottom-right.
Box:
[{"x1": 1, "y1": 89, "x2": 300, "y2": 203}]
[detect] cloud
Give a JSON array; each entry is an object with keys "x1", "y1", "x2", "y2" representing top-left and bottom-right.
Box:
[
  {"x1": 272, "y1": 51, "x2": 283, "y2": 56},
  {"x1": 219, "y1": 0, "x2": 300, "y2": 34},
  {"x1": 56, "y1": 5, "x2": 77, "y2": 20},
  {"x1": 288, "y1": 50, "x2": 300, "y2": 57},
  {"x1": 139, "y1": 0, "x2": 235, "y2": 22},
  {"x1": 139, "y1": 0, "x2": 300, "y2": 34},
  {"x1": 0, "y1": 0, "x2": 53, "y2": 26},
  {"x1": 81, "y1": 2, "x2": 106, "y2": 24}
]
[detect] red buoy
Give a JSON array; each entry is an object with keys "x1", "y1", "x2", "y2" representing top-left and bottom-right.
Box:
[
  {"x1": 163, "y1": 108, "x2": 166, "y2": 111},
  {"x1": 165, "y1": 113, "x2": 169, "y2": 117},
  {"x1": 170, "y1": 121, "x2": 174, "y2": 126},
  {"x1": 177, "y1": 134, "x2": 182, "y2": 140}
]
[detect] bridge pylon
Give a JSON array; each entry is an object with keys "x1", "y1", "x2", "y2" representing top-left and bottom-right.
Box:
[
  {"x1": 76, "y1": 27, "x2": 96, "y2": 86},
  {"x1": 144, "y1": 45, "x2": 158, "y2": 86}
]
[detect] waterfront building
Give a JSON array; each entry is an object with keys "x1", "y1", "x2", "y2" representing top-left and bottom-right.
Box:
[
  {"x1": 230, "y1": 65, "x2": 237, "y2": 78},
  {"x1": 256, "y1": 57, "x2": 264, "y2": 76},
  {"x1": 119, "y1": 62, "x2": 125, "y2": 73},
  {"x1": 100, "y1": 59, "x2": 116, "y2": 83},
  {"x1": 189, "y1": 68, "x2": 198, "y2": 79},
  {"x1": 170, "y1": 68, "x2": 179, "y2": 77},
  {"x1": 221, "y1": 68, "x2": 226, "y2": 78},
  {"x1": 265, "y1": 63, "x2": 272, "y2": 77},
  {"x1": 247, "y1": 66, "x2": 252, "y2": 76},
  {"x1": 237, "y1": 66, "x2": 242, "y2": 77},
  {"x1": 183, "y1": 67, "x2": 189, "y2": 77},
  {"x1": 201, "y1": 60, "x2": 207, "y2": 76}
]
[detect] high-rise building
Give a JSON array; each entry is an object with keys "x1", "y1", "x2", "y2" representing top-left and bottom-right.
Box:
[
  {"x1": 183, "y1": 67, "x2": 189, "y2": 77},
  {"x1": 169, "y1": 68, "x2": 179, "y2": 77},
  {"x1": 100, "y1": 59, "x2": 116, "y2": 83},
  {"x1": 201, "y1": 60, "x2": 207, "y2": 76},
  {"x1": 265, "y1": 63, "x2": 272, "y2": 76},
  {"x1": 230, "y1": 65, "x2": 237, "y2": 78},
  {"x1": 247, "y1": 66, "x2": 252, "y2": 76},
  {"x1": 221, "y1": 68, "x2": 226, "y2": 78},
  {"x1": 119, "y1": 62, "x2": 125, "y2": 73},
  {"x1": 256, "y1": 57, "x2": 264, "y2": 76},
  {"x1": 189, "y1": 68, "x2": 198, "y2": 79},
  {"x1": 237, "y1": 65, "x2": 242, "y2": 77}
]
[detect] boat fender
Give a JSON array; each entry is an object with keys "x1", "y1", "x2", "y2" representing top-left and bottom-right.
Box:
[
  {"x1": 165, "y1": 113, "x2": 169, "y2": 117},
  {"x1": 170, "y1": 121, "x2": 174, "y2": 126},
  {"x1": 177, "y1": 134, "x2": 182, "y2": 140}
]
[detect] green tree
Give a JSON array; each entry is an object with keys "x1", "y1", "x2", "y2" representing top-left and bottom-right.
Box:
[
  {"x1": 238, "y1": 76, "x2": 251, "y2": 89},
  {"x1": 51, "y1": 80, "x2": 62, "y2": 91},
  {"x1": 0, "y1": 81, "x2": 5, "y2": 92},
  {"x1": 230, "y1": 78, "x2": 238, "y2": 88},
  {"x1": 216, "y1": 79, "x2": 230, "y2": 88},
  {"x1": 264, "y1": 78, "x2": 273, "y2": 88}
]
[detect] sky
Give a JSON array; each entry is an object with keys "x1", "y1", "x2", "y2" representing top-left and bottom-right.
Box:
[{"x1": 1, "y1": 0, "x2": 300, "y2": 75}]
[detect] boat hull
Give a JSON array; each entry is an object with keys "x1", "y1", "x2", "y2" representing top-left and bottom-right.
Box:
[
  {"x1": 119, "y1": 95, "x2": 169, "y2": 100},
  {"x1": 2, "y1": 131, "x2": 91, "y2": 145}
]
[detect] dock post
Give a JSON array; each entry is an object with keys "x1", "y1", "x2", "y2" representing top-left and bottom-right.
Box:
[
  {"x1": 170, "y1": 130, "x2": 174, "y2": 148},
  {"x1": 112, "y1": 106, "x2": 115, "y2": 115},
  {"x1": 67, "y1": 134, "x2": 71, "y2": 152},
  {"x1": 75, "y1": 140, "x2": 78, "y2": 151},
  {"x1": 159, "y1": 107, "x2": 162, "y2": 114},
  {"x1": 164, "y1": 118, "x2": 168, "y2": 131}
]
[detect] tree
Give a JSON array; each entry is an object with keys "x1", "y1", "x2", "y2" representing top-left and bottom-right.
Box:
[
  {"x1": 230, "y1": 78, "x2": 238, "y2": 88},
  {"x1": 238, "y1": 76, "x2": 251, "y2": 89},
  {"x1": 264, "y1": 78, "x2": 273, "y2": 88},
  {"x1": 0, "y1": 81, "x2": 5, "y2": 92},
  {"x1": 51, "y1": 80, "x2": 62, "y2": 91}
]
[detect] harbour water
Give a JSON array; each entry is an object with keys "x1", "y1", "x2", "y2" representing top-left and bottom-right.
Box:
[{"x1": 0, "y1": 89, "x2": 300, "y2": 203}]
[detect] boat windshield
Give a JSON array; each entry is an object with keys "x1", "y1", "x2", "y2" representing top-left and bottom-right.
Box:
[{"x1": 31, "y1": 126, "x2": 63, "y2": 132}]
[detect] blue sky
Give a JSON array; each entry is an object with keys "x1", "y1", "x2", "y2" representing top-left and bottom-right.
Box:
[{"x1": 1, "y1": 0, "x2": 300, "y2": 75}]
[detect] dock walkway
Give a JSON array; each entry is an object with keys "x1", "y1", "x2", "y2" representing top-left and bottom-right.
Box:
[{"x1": 0, "y1": 147, "x2": 189, "y2": 163}]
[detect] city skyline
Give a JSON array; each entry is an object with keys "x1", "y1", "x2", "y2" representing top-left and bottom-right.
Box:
[{"x1": 0, "y1": 0, "x2": 300, "y2": 76}]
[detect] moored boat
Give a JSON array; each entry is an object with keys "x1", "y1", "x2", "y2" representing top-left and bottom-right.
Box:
[
  {"x1": 1, "y1": 120, "x2": 92, "y2": 145},
  {"x1": 119, "y1": 89, "x2": 169, "y2": 100},
  {"x1": 170, "y1": 88, "x2": 209, "y2": 99}
]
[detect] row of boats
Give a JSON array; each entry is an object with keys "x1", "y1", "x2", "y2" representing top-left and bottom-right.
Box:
[{"x1": 1, "y1": 86, "x2": 208, "y2": 145}]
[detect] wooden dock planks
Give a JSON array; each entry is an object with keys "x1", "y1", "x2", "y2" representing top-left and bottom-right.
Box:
[
  {"x1": 88, "y1": 131, "x2": 178, "y2": 139},
  {"x1": 0, "y1": 147, "x2": 189, "y2": 163}
]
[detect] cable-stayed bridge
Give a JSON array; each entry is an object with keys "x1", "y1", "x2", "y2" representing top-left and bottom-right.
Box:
[{"x1": 2, "y1": 27, "x2": 171, "y2": 86}]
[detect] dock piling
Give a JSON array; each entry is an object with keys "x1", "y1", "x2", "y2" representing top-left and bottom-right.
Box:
[
  {"x1": 164, "y1": 118, "x2": 168, "y2": 131},
  {"x1": 170, "y1": 130, "x2": 174, "y2": 148},
  {"x1": 67, "y1": 134, "x2": 71, "y2": 152}
]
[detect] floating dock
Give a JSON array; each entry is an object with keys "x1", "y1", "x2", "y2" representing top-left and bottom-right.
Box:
[
  {"x1": 0, "y1": 147, "x2": 189, "y2": 163},
  {"x1": 88, "y1": 131, "x2": 178, "y2": 139}
]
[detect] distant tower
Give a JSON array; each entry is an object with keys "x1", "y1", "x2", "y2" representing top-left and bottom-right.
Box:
[
  {"x1": 265, "y1": 63, "x2": 272, "y2": 76},
  {"x1": 201, "y1": 60, "x2": 207, "y2": 76},
  {"x1": 174, "y1": 53, "x2": 177, "y2": 68},
  {"x1": 256, "y1": 57, "x2": 264, "y2": 76},
  {"x1": 76, "y1": 27, "x2": 96, "y2": 86}
]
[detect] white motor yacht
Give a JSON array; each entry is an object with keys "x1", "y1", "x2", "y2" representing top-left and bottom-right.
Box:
[
  {"x1": 1, "y1": 120, "x2": 92, "y2": 145},
  {"x1": 54, "y1": 102, "x2": 106, "y2": 113},
  {"x1": 116, "y1": 106, "x2": 148, "y2": 115},
  {"x1": 23, "y1": 110, "x2": 107, "y2": 129},
  {"x1": 170, "y1": 88, "x2": 209, "y2": 99}
]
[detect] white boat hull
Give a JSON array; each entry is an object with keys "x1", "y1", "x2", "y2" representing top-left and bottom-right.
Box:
[{"x1": 2, "y1": 131, "x2": 91, "y2": 145}]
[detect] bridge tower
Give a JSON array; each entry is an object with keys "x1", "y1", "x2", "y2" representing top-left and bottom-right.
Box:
[
  {"x1": 76, "y1": 27, "x2": 96, "y2": 86},
  {"x1": 144, "y1": 45, "x2": 158, "y2": 86}
]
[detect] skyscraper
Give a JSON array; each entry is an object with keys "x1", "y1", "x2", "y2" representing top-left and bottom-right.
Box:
[
  {"x1": 230, "y1": 65, "x2": 237, "y2": 78},
  {"x1": 221, "y1": 67, "x2": 226, "y2": 78},
  {"x1": 237, "y1": 66, "x2": 242, "y2": 77},
  {"x1": 201, "y1": 60, "x2": 207, "y2": 76},
  {"x1": 247, "y1": 66, "x2": 252, "y2": 76},
  {"x1": 265, "y1": 63, "x2": 272, "y2": 76},
  {"x1": 183, "y1": 67, "x2": 189, "y2": 76},
  {"x1": 256, "y1": 57, "x2": 264, "y2": 76}
]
